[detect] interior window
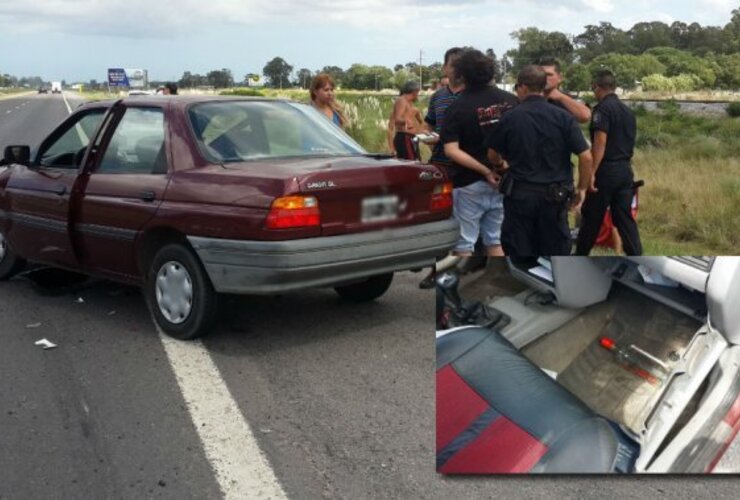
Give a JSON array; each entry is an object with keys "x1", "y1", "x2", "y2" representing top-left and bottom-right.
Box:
[
  {"x1": 39, "y1": 110, "x2": 105, "y2": 169},
  {"x1": 97, "y1": 107, "x2": 166, "y2": 174},
  {"x1": 188, "y1": 101, "x2": 365, "y2": 163}
]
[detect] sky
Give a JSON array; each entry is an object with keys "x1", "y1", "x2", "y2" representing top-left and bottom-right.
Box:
[{"x1": 0, "y1": 0, "x2": 736, "y2": 82}]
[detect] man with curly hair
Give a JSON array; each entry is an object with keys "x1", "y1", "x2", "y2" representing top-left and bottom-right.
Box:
[{"x1": 441, "y1": 48, "x2": 517, "y2": 257}]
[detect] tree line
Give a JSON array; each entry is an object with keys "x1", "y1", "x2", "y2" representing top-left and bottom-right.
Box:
[{"x1": 506, "y1": 7, "x2": 740, "y2": 91}]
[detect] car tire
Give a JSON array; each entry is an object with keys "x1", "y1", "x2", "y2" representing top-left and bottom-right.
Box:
[
  {"x1": 334, "y1": 272, "x2": 394, "y2": 302},
  {"x1": 144, "y1": 243, "x2": 218, "y2": 340},
  {"x1": 0, "y1": 229, "x2": 26, "y2": 281}
]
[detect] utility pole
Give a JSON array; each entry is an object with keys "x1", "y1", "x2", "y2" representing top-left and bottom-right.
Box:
[{"x1": 419, "y1": 49, "x2": 423, "y2": 89}]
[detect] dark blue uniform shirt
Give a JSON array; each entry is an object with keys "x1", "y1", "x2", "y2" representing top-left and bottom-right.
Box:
[
  {"x1": 590, "y1": 93, "x2": 636, "y2": 164},
  {"x1": 486, "y1": 95, "x2": 589, "y2": 185}
]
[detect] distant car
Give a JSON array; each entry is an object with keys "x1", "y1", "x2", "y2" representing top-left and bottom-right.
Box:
[
  {"x1": 437, "y1": 256, "x2": 740, "y2": 473},
  {"x1": 37, "y1": 87, "x2": 48, "y2": 94},
  {"x1": 0, "y1": 96, "x2": 458, "y2": 339}
]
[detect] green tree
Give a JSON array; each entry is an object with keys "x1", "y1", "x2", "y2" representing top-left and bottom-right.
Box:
[
  {"x1": 710, "y1": 53, "x2": 740, "y2": 88},
  {"x1": 344, "y1": 64, "x2": 393, "y2": 90},
  {"x1": 206, "y1": 68, "x2": 234, "y2": 88},
  {"x1": 645, "y1": 47, "x2": 717, "y2": 87},
  {"x1": 392, "y1": 68, "x2": 414, "y2": 90},
  {"x1": 295, "y1": 68, "x2": 313, "y2": 89},
  {"x1": 588, "y1": 54, "x2": 666, "y2": 89},
  {"x1": 574, "y1": 22, "x2": 634, "y2": 62},
  {"x1": 486, "y1": 48, "x2": 502, "y2": 82},
  {"x1": 563, "y1": 63, "x2": 591, "y2": 93},
  {"x1": 178, "y1": 71, "x2": 195, "y2": 88},
  {"x1": 319, "y1": 66, "x2": 345, "y2": 87},
  {"x1": 263, "y1": 57, "x2": 293, "y2": 88},
  {"x1": 628, "y1": 21, "x2": 673, "y2": 54},
  {"x1": 506, "y1": 27, "x2": 574, "y2": 73}
]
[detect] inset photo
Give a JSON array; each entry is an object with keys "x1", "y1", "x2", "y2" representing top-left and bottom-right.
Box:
[{"x1": 436, "y1": 257, "x2": 740, "y2": 473}]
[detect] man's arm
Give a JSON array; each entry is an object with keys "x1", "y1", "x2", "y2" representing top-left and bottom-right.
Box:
[
  {"x1": 386, "y1": 115, "x2": 396, "y2": 155},
  {"x1": 411, "y1": 108, "x2": 425, "y2": 134},
  {"x1": 571, "y1": 149, "x2": 593, "y2": 212},
  {"x1": 487, "y1": 149, "x2": 507, "y2": 172},
  {"x1": 445, "y1": 142, "x2": 500, "y2": 187},
  {"x1": 392, "y1": 99, "x2": 406, "y2": 130},
  {"x1": 549, "y1": 89, "x2": 591, "y2": 123},
  {"x1": 591, "y1": 130, "x2": 607, "y2": 181}
]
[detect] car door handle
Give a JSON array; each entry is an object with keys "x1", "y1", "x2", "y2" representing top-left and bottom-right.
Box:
[
  {"x1": 139, "y1": 190, "x2": 156, "y2": 202},
  {"x1": 55, "y1": 185, "x2": 67, "y2": 196}
]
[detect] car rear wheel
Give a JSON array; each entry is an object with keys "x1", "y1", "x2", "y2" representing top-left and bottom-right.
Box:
[
  {"x1": 145, "y1": 243, "x2": 218, "y2": 340},
  {"x1": 0, "y1": 230, "x2": 26, "y2": 280},
  {"x1": 334, "y1": 272, "x2": 394, "y2": 302}
]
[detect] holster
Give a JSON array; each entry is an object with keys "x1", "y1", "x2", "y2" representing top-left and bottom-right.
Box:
[
  {"x1": 499, "y1": 173, "x2": 514, "y2": 197},
  {"x1": 545, "y1": 183, "x2": 574, "y2": 204}
]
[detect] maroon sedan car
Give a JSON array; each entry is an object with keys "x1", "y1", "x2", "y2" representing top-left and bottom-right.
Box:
[{"x1": 0, "y1": 96, "x2": 457, "y2": 339}]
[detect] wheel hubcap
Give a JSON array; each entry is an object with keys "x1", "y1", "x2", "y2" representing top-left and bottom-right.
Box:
[
  {"x1": 155, "y1": 261, "x2": 193, "y2": 324},
  {"x1": 0, "y1": 232, "x2": 6, "y2": 263}
]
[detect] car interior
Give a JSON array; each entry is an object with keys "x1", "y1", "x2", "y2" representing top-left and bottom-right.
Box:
[{"x1": 437, "y1": 257, "x2": 740, "y2": 473}]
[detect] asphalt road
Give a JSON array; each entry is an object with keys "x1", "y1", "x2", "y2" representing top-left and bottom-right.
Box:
[{"x1": 1, "y1": 94, "x2": 739, "y2": 499}]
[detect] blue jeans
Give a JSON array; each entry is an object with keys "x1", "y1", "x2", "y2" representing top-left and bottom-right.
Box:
[{"x1": 452, "y1": 180, "x2": 504, "y2": 253}]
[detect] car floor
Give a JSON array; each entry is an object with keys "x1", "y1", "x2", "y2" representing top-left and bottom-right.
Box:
[{"x1": 521, "y1": 283, "x2": 702, "y2": 434}]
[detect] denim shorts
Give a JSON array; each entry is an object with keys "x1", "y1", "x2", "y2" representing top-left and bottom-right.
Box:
[{"x1": 452, "y1": 180, "x2": 505, "y2": 253}]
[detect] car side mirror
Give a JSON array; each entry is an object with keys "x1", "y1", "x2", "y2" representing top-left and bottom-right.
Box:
[{"x1": 3, "y1": 145, "x2": 31, "y2": 166}]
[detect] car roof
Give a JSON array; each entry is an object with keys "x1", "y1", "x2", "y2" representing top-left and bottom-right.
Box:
[{"x1": 78, "y1": 95, "x2": 294, "y2": 111}]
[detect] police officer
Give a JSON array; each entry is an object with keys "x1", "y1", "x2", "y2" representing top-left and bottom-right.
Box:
[
  {"x1": 486, "y1": 65, "x2": 593, "y2": 256},
  {"x1": 538, "y1": 57, "x2": 591, "y2": 124},
  {"x1": 575, "y1": 70, "x2": 643, "y2": 256}
]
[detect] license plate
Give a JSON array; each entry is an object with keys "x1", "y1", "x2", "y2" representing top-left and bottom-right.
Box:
[{"x1": 361, "y1": 195, "x2": 399, "y2": 223}]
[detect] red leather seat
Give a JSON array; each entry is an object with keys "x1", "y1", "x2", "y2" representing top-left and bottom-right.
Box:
[{"x1": 437, "y1": 326, "x2": 639, "y2": 473}]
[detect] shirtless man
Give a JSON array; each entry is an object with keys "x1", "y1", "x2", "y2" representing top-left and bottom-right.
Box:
[{"x1": 391, "y1": 80, "x2": 423, "y2": 160}]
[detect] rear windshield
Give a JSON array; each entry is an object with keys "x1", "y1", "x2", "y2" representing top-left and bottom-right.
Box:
[{"x1": 188, "y1": 101, "x2": 366, "y2": 162}]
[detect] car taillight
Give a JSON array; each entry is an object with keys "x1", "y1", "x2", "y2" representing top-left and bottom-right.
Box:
[
  {"x1": 430, "y1": 182, "x2": 453, "y2": 211},
  {"x1": 266, "y1": 196, "x2": 320, "y2": 229}
]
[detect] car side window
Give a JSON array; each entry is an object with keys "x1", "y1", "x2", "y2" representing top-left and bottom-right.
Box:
[
  {"x1": 38, "y1": 110, "x2": 106, "y2": 169},
  {"x1": 97, "y1": 107, "x2": 167, "y2": 174}
]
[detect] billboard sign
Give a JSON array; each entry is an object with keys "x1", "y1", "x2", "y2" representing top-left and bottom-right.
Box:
[
  {"x1": 107, "y1": 68, "x2": 147, "y2": 88},
  {"x1": 246, "y1": 73, "x2": 265, "y2": 87}
]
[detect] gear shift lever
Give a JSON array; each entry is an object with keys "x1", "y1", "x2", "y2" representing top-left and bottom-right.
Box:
[{"x1": 436, "y1": 271, "x2": 463, "y2": 311}]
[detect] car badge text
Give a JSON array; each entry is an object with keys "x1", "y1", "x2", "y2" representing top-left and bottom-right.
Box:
[{"x1": 307, "y1": 181, "x2": 336, "y2": 189}]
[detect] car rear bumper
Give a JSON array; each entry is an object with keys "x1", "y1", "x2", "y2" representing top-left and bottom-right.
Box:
[{"x1": 187, "y1": 218, "x2": 459, "y2": 294}]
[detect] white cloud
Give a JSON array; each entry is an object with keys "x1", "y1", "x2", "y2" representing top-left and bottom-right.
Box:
[{"x1": 584, "y1": 0, "x2": 615, "y2": 13}]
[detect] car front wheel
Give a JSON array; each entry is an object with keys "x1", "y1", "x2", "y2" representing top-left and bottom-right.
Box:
[
  {"x1": 145, "y1": 243, "x2": 218, "y2": 340},
  {"x1": 334, "y1": 272, "x2": 394, "y2": 302},
  {"x1": 0, "y1": 230, "x2": 26, "y2": 280}
]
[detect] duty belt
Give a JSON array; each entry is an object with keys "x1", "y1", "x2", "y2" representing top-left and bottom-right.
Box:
[{"x1": 503, "y1": 177, "x2": 573, "y2": 203}]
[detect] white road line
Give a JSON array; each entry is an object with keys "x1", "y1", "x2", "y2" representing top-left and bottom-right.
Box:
[
  {"x1": 5, "y1": 110, "x2": 10, "y2": 114},
  {"x1": 61, "y1": 91, "x2": 72, "y2": 114},
  {"x1": 159, "y1": 332, "x2": 287, "y2": 500}
]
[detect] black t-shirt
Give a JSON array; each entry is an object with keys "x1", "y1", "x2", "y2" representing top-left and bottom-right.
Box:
[
  {"x1": 486, "y1": 95, "x2": 589, "y2": 185},
  {"x1": 590, "y1": 93, "x2": 636, "y2": 164},
  {"x1": 441, "y1": 86, "x2": 517, "y2": 188}
]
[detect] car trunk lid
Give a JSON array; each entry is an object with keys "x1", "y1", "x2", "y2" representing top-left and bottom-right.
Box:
[{"x1": 293, "y1": 156, "x2": 449, "y2": 236}]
